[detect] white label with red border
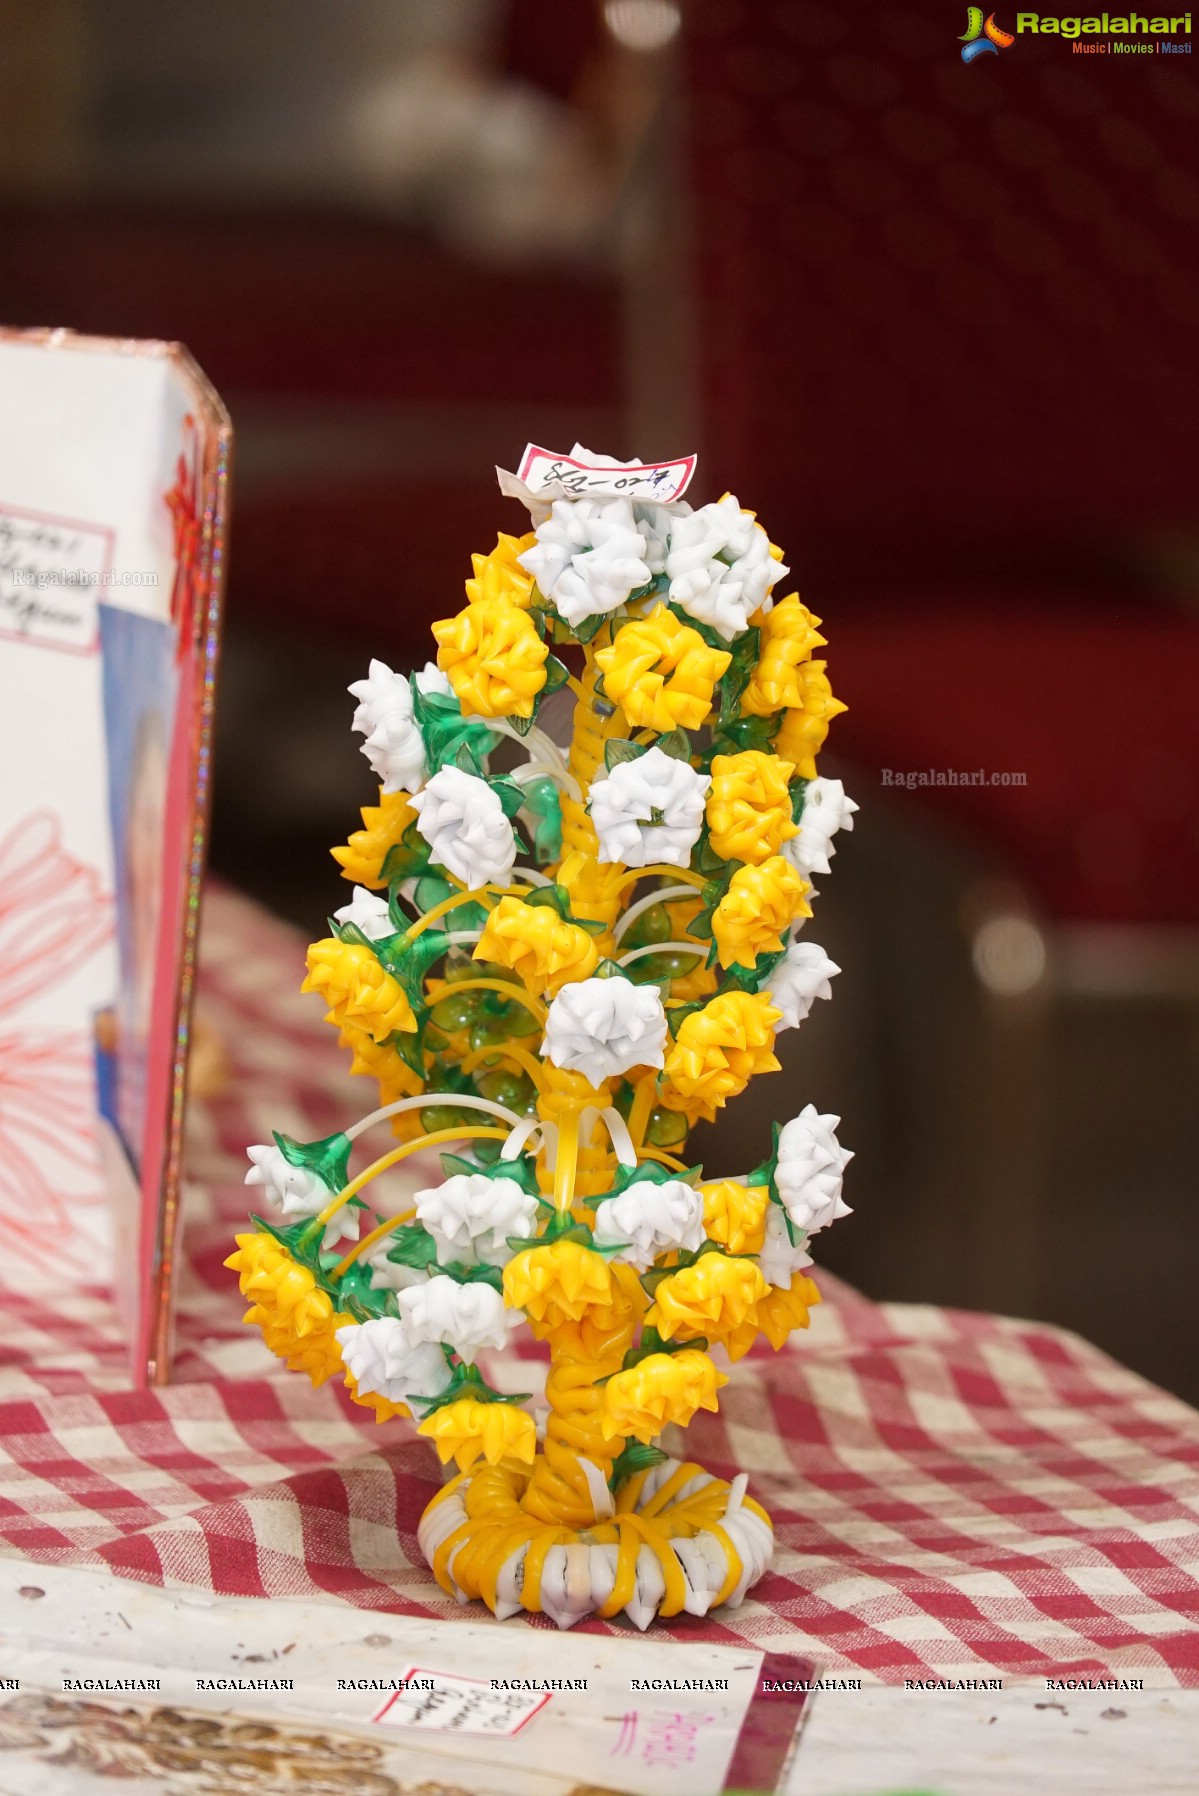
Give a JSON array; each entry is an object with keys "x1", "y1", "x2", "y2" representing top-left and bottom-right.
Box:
[
  {"x1": 372, "y1": 1667, "x2": 550, "y2": 1736},
  {"x1": 514, "y1": 444, "x2": 697, "y2": 505}
]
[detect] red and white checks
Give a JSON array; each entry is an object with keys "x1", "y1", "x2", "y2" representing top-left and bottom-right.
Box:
[{"x1": 2, "y1": 887, "x2": 1197, "y2": 1683}]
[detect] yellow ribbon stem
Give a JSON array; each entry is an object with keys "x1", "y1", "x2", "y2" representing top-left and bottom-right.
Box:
[
  {"x1": 458, "y1": 1041, "x2": 547, "y2": 1092},
  {"x1": 636, "y1": 1145, "x2": 688, "y2": 1172},
  {"x1": 443, "y1": 978, "x2": 547, "y2": 1024},
  {"x1": 627, "y1": 1074, "x2": 659, "y2": 1153},
  {"x1": 326, "y1": 1126, "x2": 511, "y2": 1275},
  {"x1": 616, "y1": 864, "x2": 708, "y2": 891},
  {"x1": 314, "y1": 1126, "x2": 510, "y2": 1227},
  {"x1": 552, "y1": 1106, "x2": 580, "y2": 1214}
]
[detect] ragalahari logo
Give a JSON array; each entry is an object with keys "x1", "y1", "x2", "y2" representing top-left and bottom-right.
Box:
[{"x1": 960, "y1": 7, "x2": 1016, "y2": 58}]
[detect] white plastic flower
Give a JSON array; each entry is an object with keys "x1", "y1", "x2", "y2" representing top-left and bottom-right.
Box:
[
  {"x1": 757, "y1": 1203, "x2": 814, "y2": 1288},
  {"x1": 774, "y1": 1105, "x2": 853, "y2": 1236},
  {"x1": 543, "y1": 975, "x2": 667, "y2": 1084},
  {"x1": 410, "y1": 766, "x2": 516, "y2": 889},
  {"x1": 415, "y1": 1173, "x2": 540, "y2": 1269},
  {"x1": 786, "y1": 778, "x2": 858, "y2": 879},
  {"x1": 398, "y1": 1274, "x2": 521, "y2": 1365},
  {"x1": 335, "y1": 1318, "x2": 454, "y2": 1406},
  {"x1": 348, "y1": 658, "x2": 428, "y2": 794},
  {"x1": 518, "y1": 496, "x2": 652, "y2": 627},
  {"x1": 413, "y1": 659, "x2": 452, "y2": 699},
  {"x1": 634, "y1": 500, "x2": 690, "y2": 577},
  {"x1": 588, "y1": 746, "x2": 710, "y2": 869},
  {"x1": 245, "y1": 1144, "x2": 358, "y2": 1250},
  {"x1": 665, "y1": 495, "x2": 788, "y2": 641},
  {"x1": 591, "y1": 1177, "x2": 705, "y2": 1270},
  {"x1": 359, "y1": 1235, "x2": 431, "y2": 1294},
  {"x1": 333, "y1": 885, "x2": 395, "y2": 943},
  {"x1": 764, "y1": 941, "x2": 840, "y2": 1033}
]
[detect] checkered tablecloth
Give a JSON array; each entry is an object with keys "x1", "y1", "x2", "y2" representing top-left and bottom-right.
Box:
[{"x1": 2, "y1": 885, "x2": 1198, "y2": 1684}]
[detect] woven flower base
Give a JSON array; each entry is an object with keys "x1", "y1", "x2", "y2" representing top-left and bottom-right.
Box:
[{"x1": 229, "y1": 446, "x2": 856, "y2": 1628}]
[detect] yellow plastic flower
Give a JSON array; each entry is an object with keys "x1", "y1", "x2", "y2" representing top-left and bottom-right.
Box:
[
  {"x1": 741, "y1": 595, "x2": 827, "y2": 716},
  {"x1": 755, "y1": 1270, "x2": 821, "y2": 1351},
  {"x1": 645, "y1": 1254, "x2": 768, "y2": 1343},
  {"x1": 594, "y1": 603, "x2": 731, "y2": 733},
  {"x1": 555, "y1": 849, "x2": 625, "y2": 936},
  {"x1": 418, "y1": 1397, "x2": 537, "y2": 1471},
  {"x1": 772, "y1": 661, "x2": 847, "y2": 781},
  {"x1": 661, "y1": 990, "x2": 782, "y2": 1123},
  {"x1": 705, "y1": 751, "x2": 798, "y2": 865},
  {"x1": 600, "y1": 1349, "x2": 727, "y2": 1443},
  {"x1": 224, "y1": 1231, "x2": 351, "y2": 1386},
  {"x1": 701, "y1": 1180, "x2": 769, "y2": 1256},
  {"x1": 503, "y1": 1240, "x2": 616, "y2": 1332},
  {"x1": 344, "y1": 1371, "x2": 410, "y2": 1424},
  {"x1": 463, "y1": 531, "x2": 537, "y2": 611},
  {"x1": 712, "y1": 857, "x2": 811, "y2": 970},
  {"x1": 474, "y1": 895, "x2": 599, "y2": 996},
  {"x1": 433, "y1": 594, "x2": 548, "y2": 719},
  {"x1": 303, "y1": 938, "x2": 417, "y2": 1042},
  {"x1": 331, "y1": 789, "x2": 417, "y2": 888}
]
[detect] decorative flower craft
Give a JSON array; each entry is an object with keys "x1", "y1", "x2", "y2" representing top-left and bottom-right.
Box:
[{"x1": 230, "y1": 446, "x2": 854, "y2": 1633}]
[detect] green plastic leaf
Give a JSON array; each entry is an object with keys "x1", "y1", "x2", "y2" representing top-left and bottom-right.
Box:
[
  {"x1": 603, "y1": 737, "x2": 645, "y2": 772},
  {"x1": 572, "y1": 612, "x2": 609, "y2": 645},
  {"x1": 656, "y1": 728, "x2": 692, "y2": 762},
  {"x1": 378, "y1": 821, "x2": 432, "y2": 885},
  {"x1": 791, "y1": 776, "x2": 810, "y2": 825},
  {"x1": 382, "y1": 1223, "x2": 441, "y2": 1270},
  {"x1": 379, "y1": 927, "x2": 453, "y2": 1014},
  {"x1": 412, "y1": 681, "x2": 499, "y2": 778},
  {"x1": 608, "y1": 1441, "x2": 668, "y2": 1488},
  {"x1": 439, "y1": 1149, "x2": 540, "y2": 1196},
  {"x1": 542, "y1": 654, "x2": 570, "y2": 695},
  {"x1": 716, "y1": 626, "x2": 760, "y2": 728},
  {"x1": 273, "y1": 1129, "x2": 351, "y2": 1194},
  {"x1": 488, "y1": 775, "x2": 527, "y2": 820}
]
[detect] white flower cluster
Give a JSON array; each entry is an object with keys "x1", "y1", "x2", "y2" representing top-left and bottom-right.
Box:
[
  {"x1": 774, "y1": 1105, "x2": 853, "y2": 1236},
  {"x1": 757, "y1": 1204, "x2": 814, "y2": 1288},
  {"x1": 333, "y1": 886, "x2": 395, "y2": 942},
  {"x1": 399, "y1": 1273, "x2": 521, "y2": 1365},
  {"x1": 414, "y1": 1172, "x2": 539, "y2": 1269},
  {"x1": 785, "y1": 778, "x2": 858, "y2": 880},
  {"x1": 665, "y1": 494, "x2": 789, "y2": 641},
  {"x1": 410, "y1": 765, "x2": 516, "y2": 889},
  {"x1": 589, "y1": 746, "x2": 710, "y2": 869},
  {"x1": 543, "y1": 975, "x2": 668, "y2": 1085},
  {"x1": 244, "y1": 1144, "x2": 358, "y2": 1250},
  {"x1": 591, "y1": 1177, "x2": 705, "y2": 1270},
  {"x1": 348, "y1": 659, "x2": 446, "y2": 794},
  {"x1": 336, "y1": 1316, "x2": 453, "y2": 1409},
  {"x1": 518, "y1": 497, "x2": 653, "y2": 628},
  {"x1": 764, "y1": 941, "x2": 840, "y2": 1032}
]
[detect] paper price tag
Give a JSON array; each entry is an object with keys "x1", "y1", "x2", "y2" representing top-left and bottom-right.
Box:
[
  {"x1": 499, "y1": 444, "x2": 697, "y2": 515},
  {"x1": 372, "y1": 1668, "x2": 550, "y2": 1737}
]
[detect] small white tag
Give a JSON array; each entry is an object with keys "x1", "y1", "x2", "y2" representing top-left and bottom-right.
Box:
[
  {"x1": 499, "y1": 444, "x2": 697, "y2": 520},
  {"x1": 0, "y1": 503, "x2": 112, "y2": 653},
  {"x1": 372, "y1": 1667, "x2": 550, "y2": 1736}
]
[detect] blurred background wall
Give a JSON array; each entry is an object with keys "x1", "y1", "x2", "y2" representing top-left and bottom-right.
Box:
[{"x1": 2, "y1": 0, "x2": 1196, "y2": 1399}]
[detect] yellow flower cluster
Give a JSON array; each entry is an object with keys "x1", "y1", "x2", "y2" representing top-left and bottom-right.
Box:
[
  {"x1": 662, "y1": 990, "x2": 781, "y2": 1123},
  {"x1": 753, "y1": 1271, "x2": 822, "y2": 1352},
  {"x1": 463, "y1": 532, "x2": 536, "y2": 611},
  {"x1": 344, "y1": 1371, "x2": 410, "y2": 1424},
  {"x1": 774, "y1": 662, "x2": 847, "y2": 782},
  {"x1": 418, "y1": 1397, "x2": 537, "y2": 1472},
  {"x1": 594, "y1": 603, "x2": 731, "y2": 732},
  {"x1": 646, "y1": 1254, "x2": 768, "y2": 1344},
  {"x1": 474, "y1": 895, "x2": 599, "y2": 996},
  {"x1": 712, "y1": 857, "x2": 810, "y2": 970},
  {"x1": 433, "y1": 595, "x2": 548, "y2": 720},
  {"x1": 700, "y1": 1180, "x2": 768, "y2": 1256},
  {"x1": 331, "y1": 789, "x2": 416, "y2": 888},
  {"x1": 600, "y1": 1349, "x2": 727, "y2": 1443},
  {"x1": 303, "y1": 939, "x2": 417, "y2": 1042},
  {"x1": 742, "y1": 595, "x2": 827, "y2": 715},
  {"x1": 503, "y1": 1240, "x2": 616, "y2": 1332},
  {"x1": 225, "y1": 1231, "x2": 351, "y2": 1386},
  {"x1": 706, "y1": 750, "x2": 798, "y2": 865}
]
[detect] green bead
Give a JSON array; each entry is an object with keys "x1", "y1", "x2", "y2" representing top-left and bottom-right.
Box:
[{"x1": 647, "y1": 1106, "x2": 688, "y2": 1148}]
